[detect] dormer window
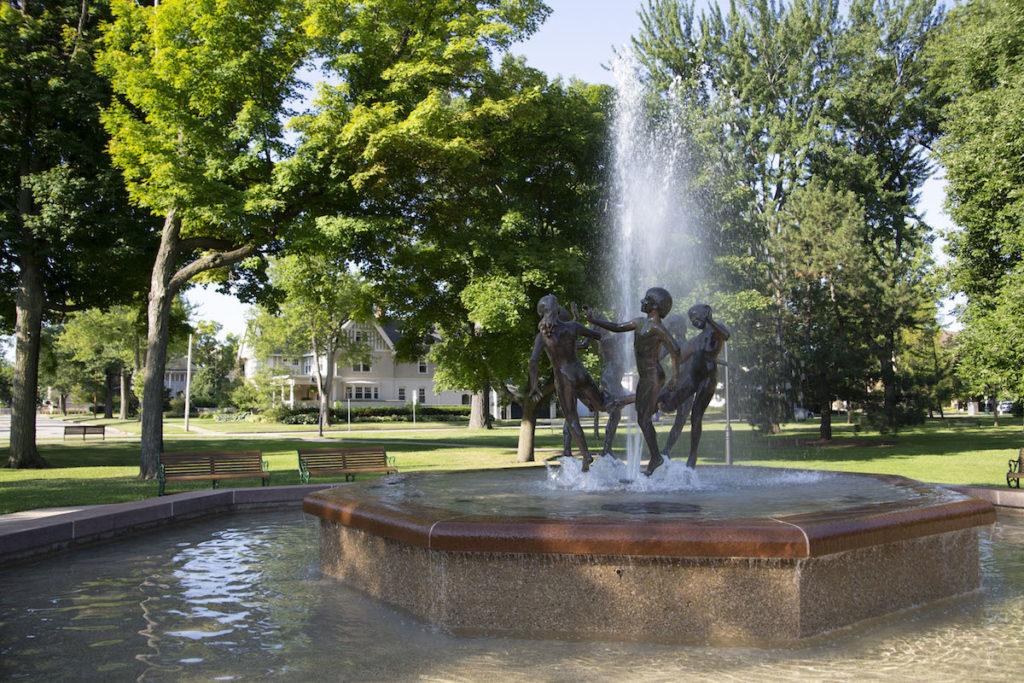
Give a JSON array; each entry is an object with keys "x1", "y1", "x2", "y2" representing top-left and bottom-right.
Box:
[{"x1": 418, "y1": 359, "x2": 428, "y2": 374}]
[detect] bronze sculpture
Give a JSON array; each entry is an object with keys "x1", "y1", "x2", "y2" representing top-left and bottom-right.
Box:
[
  {"x1": 658, "y1": 304, "x2": 731, "y2": 468},
  {"x1": 660, "y1": 313, "x2": 696, "y2": 460},
  {"x1": 529, "y1": 294, "x2": 604, "y2": 471},
  {"x1": 585, "y1": 288, "x2": 681, "y2": 475},
  {"x1": 559, "y1": 316, "x2": 635, "y2": 458}
]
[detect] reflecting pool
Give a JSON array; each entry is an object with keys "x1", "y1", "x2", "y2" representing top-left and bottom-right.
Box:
[{"x1": 2, "y1": 509, "x2": 1022, "y2": 680}]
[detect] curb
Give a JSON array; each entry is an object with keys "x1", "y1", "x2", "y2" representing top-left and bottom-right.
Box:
[{"x1": 0, "y1": 484, "x2": 338, "y2": 567}]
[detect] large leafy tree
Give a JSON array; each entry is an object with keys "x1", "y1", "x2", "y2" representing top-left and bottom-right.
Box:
[
  {"x1": 824, "y1": 0, "x2": 943, "y2": 432},
  {"x1": 633, "y1": 0, "x2": 943, "y2": 433},
  {"x1": 295, "y1": 2, "x2": 565, "y2": 457},
  {"x1": 188, "y1": 321, "x2": 241, "y2": 409},
  {"x1": 97, "y1": 0, "x2": 308, "y2": 476},
  {"x1": 769, "y1": 180, "x2": 878, "y2": 439},
  {"x1": 55, "y1": 306, "x2": 138, "y2": 419},
  {"x1": 931, "y1": 0, "x2": 1024, "y2": 411},
  {"x1": 1, "y1": 1, "x2": 154, "y2": 467},
  {"x1": 930, "y1": 0, "x2": 1024, "y2": 306},
  {"x1": 634, "y1": 0, "x2": 845, "y2": 432},
  {"x1": 248, "y1": 254, "x2": 371, "y2": 435}
]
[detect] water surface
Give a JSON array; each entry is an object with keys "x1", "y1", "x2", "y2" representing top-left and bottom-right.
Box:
[{"x1": 1, "y1": 509, "x2": 1022, "y2": 681}]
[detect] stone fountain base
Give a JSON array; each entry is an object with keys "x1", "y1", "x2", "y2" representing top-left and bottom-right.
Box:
[
  {"x1": 318, "y1": 521, "x2": 979, "y2": 644},
  {"x1": 305, "y1": 468, "x2": 994, "y2": 645}
]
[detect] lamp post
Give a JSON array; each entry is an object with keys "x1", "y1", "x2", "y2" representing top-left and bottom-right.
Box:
[
  {"x1": 724, "y1": 341, "x2": 731, "y2": 466},
  {"x1": 184, "y1": 333, "x2": 193, "y2": 432}
]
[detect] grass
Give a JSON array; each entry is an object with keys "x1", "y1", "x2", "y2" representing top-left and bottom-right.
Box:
[{"x1": 1, "y1": 415, "x2": 1020, "y2": 515}]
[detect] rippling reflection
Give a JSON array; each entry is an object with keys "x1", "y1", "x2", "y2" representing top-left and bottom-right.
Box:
[{"x1": 1, "y1": 510, "x2": 1023, "y2": 680}]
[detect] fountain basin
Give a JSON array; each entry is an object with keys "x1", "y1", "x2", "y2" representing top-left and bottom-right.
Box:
[{"x1": 303, "y1": 466, "x2": 995, "y2": 645}]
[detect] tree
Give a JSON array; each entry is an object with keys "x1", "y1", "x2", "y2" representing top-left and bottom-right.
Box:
[
  {"x1": 248, "y1": 255, "x2": 370, "y2": 435},
  {"x1": 354, "y1": 65, "x2": 608, "y2": 461},
  {"x1": 633, "y1": 0, "x2": 944, "y2": 433},
  {"x1": 930, "y1": 0, "x2": 1024, "y2": 410},
  {"x1": 294, "y1": 1, "x2": 560, "y2": 457},
  {"x1": 634, "y1": 0, "x2": 847, "y2": 432},
  {"x1": 1, "y1": 1, "x2": 154, "y2": 467},
  {"x1": 97, "y1": 0, "x2": 309, "y2": 477},
  {"x1": 55, "y1": 307, "x2": 138, "y2": 419},
  {"x1": 769, "y1": 180, "x2": 877, "y2": 439},
  {"x1": 930, "y1": 0, "x2": 1024, "y2": 306},
  {"x1": 188, "y1": 322, "x2": 241, "y2": 408},
  {"x1": 823, "y1": 0, "x2": 944, "y2": 432}
]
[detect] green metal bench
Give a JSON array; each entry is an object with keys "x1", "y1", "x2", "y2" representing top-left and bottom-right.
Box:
[
  {"x1": 298, "y1": 447, "x2": 397, "y2": 483},
  {"x1": 1008, "y1": 449, "x2": 1023, "y2": 489}
]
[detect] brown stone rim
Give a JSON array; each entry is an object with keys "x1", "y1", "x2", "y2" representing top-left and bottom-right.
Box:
[{"x1": 303, "y1": 469, "x2": 997, "y2": 559}]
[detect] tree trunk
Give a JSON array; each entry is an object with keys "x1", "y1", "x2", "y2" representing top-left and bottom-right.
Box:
[
  {"x1": 516, "y1": 396, "x2": 539, "y2": 462},
  {"x1": 992, "y1": 391, "x2": 999, "y2": 427},
  {"x1": 139, "y1": 212, "x2": 179, "y2": 479},
  {"x1": 103, "y1": 369, "x2": 115, "y2": 419},
  {"x1": 119, "y1": 368, "x2": 129, "y2": 420},
  {"x1": 8, "y1": 253, "x2": 46, "y2": 468},
  {"x1": 60, "y1": 393, "x2": 67, "y2": 416},
  {"x1": 324, "y1": 352, "x2": 334, "y2": 428},
  {"x1": 880, "y1": 334, "x2": 898, "y2": 433},
  {"x1": 819, "y1": 401, "x2": 832, "y2": 441},
  {"x1": 846, "y1": 402, "x2": 853, "y2": 424},
  {"x1": 469, "y1": 389, "x2": 488, "y2": 428}
]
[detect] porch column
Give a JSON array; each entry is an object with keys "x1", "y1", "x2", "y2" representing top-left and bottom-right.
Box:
[{"x1": 288, "y1": 379, "x2": 295, "y2": 408}]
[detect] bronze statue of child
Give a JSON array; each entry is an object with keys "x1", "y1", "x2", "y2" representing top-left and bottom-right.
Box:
[
  {"x1": 529, "y1": 294, "x2": 604, "y2": 471},
  {"x1": 658, "y1": 303, "x2": 731, "y2": 468},
  {"x1": 585, "y1": 287, "x2": 681, "y2": 475}
]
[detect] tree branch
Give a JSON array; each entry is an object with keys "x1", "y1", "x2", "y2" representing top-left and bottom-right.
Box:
[
  {"x1": 176, "y1": 237, "x2": 242, "y2": 253},
  {"x1": 169, "y1": 243, "x2": 259, "y2": 294}
]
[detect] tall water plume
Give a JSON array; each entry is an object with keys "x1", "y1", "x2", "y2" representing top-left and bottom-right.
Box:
[{"x1": 606, "y1": 49, "x2": 701, "y2": 478}]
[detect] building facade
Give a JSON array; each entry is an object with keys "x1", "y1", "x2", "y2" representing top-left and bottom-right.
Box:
[{"x1": 238, "y1": 320, "x2": 471, "y2": 408}]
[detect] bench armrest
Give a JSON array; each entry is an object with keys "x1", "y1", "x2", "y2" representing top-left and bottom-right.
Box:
[
  {"x1": 387, "y1": 455, "x2": 396, "y2": 467},
  {"x1": 1011, "y1": 459, "x2": 1022, "y2": 473},
  {"x1": 261, "y1": 458, "x2": 269, "y2": 472}
]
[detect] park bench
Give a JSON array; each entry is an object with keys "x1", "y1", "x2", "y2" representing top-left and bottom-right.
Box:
[
  {"x1": 298, "y1": 447, "x2": 397, "y2": 483},
  {"x1": 1008, "y1": 449, "x2": 1023, "y2": 489},
  {"x1": 63, "y1": 424, "x2": 105, "y2": 440},
  {"x1": 158, "y1": 450, "x2": 269, "y2": 496}
]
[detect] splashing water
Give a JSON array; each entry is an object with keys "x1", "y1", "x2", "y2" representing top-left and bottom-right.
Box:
[
  {"x1": 607, "y1": 49, "x2": 701, "y2": 469},
  {"x1": 546, "y1": 455, "x2": 706, "y2": 493}
]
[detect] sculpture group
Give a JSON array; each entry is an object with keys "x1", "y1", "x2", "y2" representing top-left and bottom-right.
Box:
[{"x1": 528, "y1": 288, "x2": 730, "y2": 475}]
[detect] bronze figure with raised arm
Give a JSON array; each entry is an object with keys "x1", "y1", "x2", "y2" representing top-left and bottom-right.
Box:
[
  {"x1": 658, "y1": 303, "x2": 731, "y2": 468},
  {"x1": 529, "y1": 294, "x2": 604, "y2": 471},
  {"x1": 585, "y1": 287, "x2": 681, "y2": 476}
]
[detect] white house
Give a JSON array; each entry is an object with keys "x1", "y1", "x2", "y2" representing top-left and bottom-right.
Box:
[{"x1": 238, "y1": 320, "x2": 472, "y2": 408}]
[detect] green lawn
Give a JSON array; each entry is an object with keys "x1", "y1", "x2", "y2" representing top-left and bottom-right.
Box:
[{"x1": 1, "y1": 416, "x2": 1019, "y2": 514}]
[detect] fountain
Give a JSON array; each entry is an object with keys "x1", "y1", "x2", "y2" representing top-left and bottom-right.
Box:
[{"x1": 303, "y1": 51, "x2": 996, "y2": 645}]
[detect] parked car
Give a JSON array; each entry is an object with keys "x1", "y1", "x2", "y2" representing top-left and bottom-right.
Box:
[{"x1": 998, "y1": 400, "x2": 1015, "y2": 414}]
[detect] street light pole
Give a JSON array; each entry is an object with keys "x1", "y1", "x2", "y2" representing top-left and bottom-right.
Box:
[
  {"x1": 724, "y1": 341, "x2": 732, "y2": 466},
  {"x1": 184, "y1": 333, "x2": 193, "y2": 433}
]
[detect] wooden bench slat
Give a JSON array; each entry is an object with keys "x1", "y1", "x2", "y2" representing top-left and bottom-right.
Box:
[
  {"x1": 159, "y1": 451, "x2": 268, "y2": 495},
  {"x1": 298, "y1": 447, "x2": 395, "y2": 483}
]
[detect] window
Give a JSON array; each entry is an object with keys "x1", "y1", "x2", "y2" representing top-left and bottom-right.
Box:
[
  {"x1": 354, "y1": 330, "x2": 365, "y2": 343},
  {"x1": 352, "y1": 360, "x2": 371, "y2": 372},
  {"x1": 418, "y1": 359, "x2": 428, "y2": 374},
  {"x1": 461, "y1": 394, "x2": 471, "y2": 405},
  {"x1": 303, "y1": 360, "x2": 312, "y2": 374},
  {"x1": 398, "y1": 387, "x2": 406, "y2": 401},
  {"x1": 417, "y1": 387, "x2": 426, "y2": 404},
  {"x1": 347, "y1": 385, "x2": 379, "y2": 400}
]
